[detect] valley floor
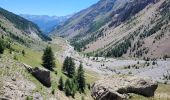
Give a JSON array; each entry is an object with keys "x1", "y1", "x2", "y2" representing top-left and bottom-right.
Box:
[{"x1": 59, "y1": 39, "x2": 170, "y2": 83}]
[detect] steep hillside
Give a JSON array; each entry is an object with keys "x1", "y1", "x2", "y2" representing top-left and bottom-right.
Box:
[
  {"x1": 53, "y1": 0, "x2": 115, "y2": 37},
  {"x1": 86, "y1": 0, "x2": 170, "y2": 59},
  {"x1": 52, "y1": 0, "x2": 170, "y2": 59},
  {"x1": 0, "y1": 7, "x2": 62, "y2": 100},
  {"x1": 52, "y1": 0, "x2": 155, "y2": 51},
  {"x1": 0, "y1": 7, "x2": 51, "y2": 42},
  {"x1": 20, "y1": 14, "x2": 71, "y2": 34}
]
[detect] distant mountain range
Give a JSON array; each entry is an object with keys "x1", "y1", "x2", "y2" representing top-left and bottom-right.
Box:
[{"x1": 20, "y1": 14, "x2": 72, "y2": 34}]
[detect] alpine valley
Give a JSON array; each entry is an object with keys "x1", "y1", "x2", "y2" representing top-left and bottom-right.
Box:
[{"x1": 0, "y1": 0, "x2": 170, "y2": 100}]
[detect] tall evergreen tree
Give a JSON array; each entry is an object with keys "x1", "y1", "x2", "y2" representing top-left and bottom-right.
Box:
[
  {"x1": 68, "y1": 57, "x2": 75, "y2": 78},
  {"x1": 70, "y1": 79, "x2": 77, "y2": 98},
  {"x1": 77, "y1": 63, "x2": 86, "y2": 93},
  {"x1": 63, "y1": 56, "x2": 69, "y2": 73},
  {"x1": 42, "y1": 46, "x2": 56, "y2": 71},
  {"x1": 63, "y1": 56, "x2": 75, "y2": 78},
  {"x1": 58, "y1": 76, "x2": 64, "y2": 91},
  {"x1": 0, "y1": 39, "x2": 5, "y2": 54},
  {"x1": 64, "y1": 78, "x2": 77, "y2": 97},
  {"x1": 65, "y1": 79, "x2": 71, "y2": 96}
]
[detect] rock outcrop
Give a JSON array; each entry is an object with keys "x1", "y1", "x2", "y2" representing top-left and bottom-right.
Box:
[
  {"x1": 91, "y1": 76, "x2": 158, "y2": 100},
  {"x1": 24, "y1": 65, "x2": 51, "y2": 87}
]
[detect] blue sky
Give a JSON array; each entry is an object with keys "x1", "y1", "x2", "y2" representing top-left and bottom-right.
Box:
[{"x1": 0, "y1": 0, "x2": 99, "y2": 16}]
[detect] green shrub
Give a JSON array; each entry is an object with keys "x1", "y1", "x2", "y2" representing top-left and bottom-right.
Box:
[
  {"x1": 22, "y1": 50, "x2": 25, "y2": 56},
  {"x1": 26, "y1": 96, "x2": 33, "y2": 100},
  {"x1": 51, "y1": 89, "x2": 55, "y2": 95},
  {"x1": 14, "y1": 55, "x2": 18, "y2": 60},
  {"x1": 58, "y1": 76, "x2": 64, "y2": 91}
]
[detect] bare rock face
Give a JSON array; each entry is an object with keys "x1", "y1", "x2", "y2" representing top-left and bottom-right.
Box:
[
  {"x1": 91, "y1": 76, "x2": 158, "y2": 100},
  {"x1": 30, "y1": 67, "x2": 51, "y2": 87}
]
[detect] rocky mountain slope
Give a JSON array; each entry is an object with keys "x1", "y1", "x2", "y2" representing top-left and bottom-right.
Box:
[
  {"x1": 20, "y1": 14, "x2": 71, "y2": 34},
  {"x1": 52, "y1": 0, "x2": 170, "y2": 59},
  {"x1": 90, "y1": 0, "x2": 170, "y2": 59},
  {"x1": 52, "y1": 0, "x2": 154, "y2": 48}
]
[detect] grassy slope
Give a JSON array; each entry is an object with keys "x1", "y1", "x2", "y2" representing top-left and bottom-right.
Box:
[
  {"x1": 4, "y1": 38, "x2": 97, "y2": 100},
  {"x1": 0, "y1": 42, "x2": 59, "y2": 99}
]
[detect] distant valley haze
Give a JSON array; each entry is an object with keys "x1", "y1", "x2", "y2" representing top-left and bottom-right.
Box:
[{"x1": 20, "y1": 14, "x2": 72, "y2": 34}]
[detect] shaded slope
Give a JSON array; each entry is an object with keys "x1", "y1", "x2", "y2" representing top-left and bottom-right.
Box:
[{"x1": 0, "y1": 7, "x2": 51, "y2": 41}]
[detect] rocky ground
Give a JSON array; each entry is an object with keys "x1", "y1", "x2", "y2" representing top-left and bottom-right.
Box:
[
  {"x1": 0, "y1": 55, "x2": 39, "y2": 100},
  {"x1": 60, "y1": 40, "x2": 170, "y2": 84},
  {"x1": 0, "y1": 53, "x2": 62, "y2": 100}
]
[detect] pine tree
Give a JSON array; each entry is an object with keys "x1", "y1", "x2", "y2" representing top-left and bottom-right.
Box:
[
  {"x1": 58, "y1": 76, "x2": 64, "y2": 91},
  {"x1": 77, "y1": 63, "x2": 86, "y2": 93},
  {"x1": 42, "y1": 46, "x2": 56, "y2": 71},
  {"x1": 65, "y1": 79, "x2": 71, "y2": 96},
  {"x1": 68, "y1": 57, "x2": 75, "y2": 78},
  {"x1": 70, "y1": 77, "x2": 78, "y2": 98},
  {"x1": 0, "y1": 39, "x2": 5, "y2": 54},
  {"x1": 63, "y1": 57, "x2": 75, "y2": 78},
  {"x1": 63, "y1": 56, "x2": 69, "y2": 73},
  {"x1": 64, "y1": 78, "x2": 78, "y2": 97},
  {"x1": 71, "y1": 82, "x2": 76, "y2": 98},
  {"x1": 22, "y1": 50, "x2": 25, "y2": 56}
]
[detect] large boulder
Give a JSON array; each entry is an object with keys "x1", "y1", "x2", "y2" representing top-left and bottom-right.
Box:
[
  {"x1": 24, "y1": 64, "x2": 51, "y2": 87},
  {"x1": 91, "y1": 76, "x2": 158, "y2": 100}
]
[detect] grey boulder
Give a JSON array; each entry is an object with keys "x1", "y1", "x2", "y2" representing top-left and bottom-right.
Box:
[{"x1": 91, "y1": 76, "x2": 158, "y2": 100}]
